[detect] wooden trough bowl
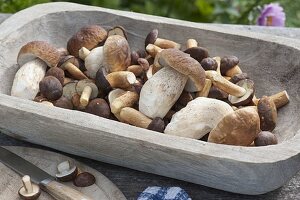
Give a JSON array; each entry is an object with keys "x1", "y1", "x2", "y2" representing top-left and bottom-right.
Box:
[{"x1": 0, "y1": 2, "x2": 300, "y2": 195}]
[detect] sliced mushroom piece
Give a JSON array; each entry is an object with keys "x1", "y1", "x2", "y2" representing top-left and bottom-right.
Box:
[
  {"x1": 46, "y1": 67, "x2": 65, "y2": 85},
  {"x1": 39, "y1": 76, "x2": 63, "y2": 101},
  {"x1": 67, "y1": 25, "x2": 107, "y2": 57},
  {"x1": 58, "y1": 55, "x2": 88, "y2": 80},
  {"x1": 257, "y1": 96, "x2": 277, "y2": 131},
  {"x1": 228, "y1": 79, "x2": 254, "y2": 106},
  {"x1": 103, "y1": 35, "x2": 131, "y2": 73},
  {"x1": 145, "y1": 29, "x2": 181, "y2": 49},
  {"x1": 254, "y1": 131, "x2": 278, "y2": 146},
  {"x1": 55, "y1": 160, "x2": 78, "y2": 182},
  {"x1": 11, "y1": 59, "x2": 47, "y2": 100},
  {"x1": 200, "y1": 57, "x2": 218, "y2": 71},
  {"x1": 220, "y1": 56, "x2": 239, "y2": 75},
  {"x1": 107, "y1": 26, "x2": 128, "y2": 39},
  {"x1": 54, "y1": 96, "x2": 73, "y2": 110},
  {"x1": 17, "y1": 41, "x2": 60, "y2": 68},
  {"x1": 76, "y1": 79, "x2": 98, "y2": 107},
  {"x1": 85, "y1": 98, "x2": 111, "y2": 119},
  {"x1": 108, "y1": 89, "x2": 126, "y2": 109},
  {"x1": 165, "y1": 97, "x2": 234, "y2": 139},
  {"x1": 208, "y1": 106, "x2": 260, "y2": 146},
  {"x1": 18, "y1": 175, "x2": 41, "y2": 200},
  {"x1": 73, "y1": 172, "x2": 96, "y2": 187},
  {"x1": 229, "y1": 73, "x2": 249, "y2": 84},
  {"x1": 84, "y1": 46, "x2": 104, "y2": 79},
  {"x1": 120, "y1": 107, "x2": 165, "y2": 132}
]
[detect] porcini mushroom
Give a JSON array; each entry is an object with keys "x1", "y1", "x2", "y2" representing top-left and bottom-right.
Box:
[
  {"x1": 73, "y1": 172, "x2": 96, "y2": 187},
  {"x1": 228, "y1": 79, "x2": 255, "y2": 106},
  {"x1": 257, "y1": 96, "x2": 277, "y2": 131},
  {"x1": 208, "y1": 106, "x2": 261, "y2": 146},
  {"x1": 145, "y1": 29, "x2": 181, "y2": 49},
  {"x1": 253, "y1": 90, "x2": 289, "y2": 109},
  {"x1": 39, "y1": 76, "x2": 63, "y2": 101},
  {"x1": 67, "y1": 25, "x2": 107, "y2": 57},
  {"x1": 75, "y1": 79, "x2": 98, "y2": 107},
  {"x1": 229, "y1": 73, "x2": 249, "y2": 84},
  {"x1": 46, "y1": 67, "x2": 65, "y2": 85},
  {"x1": 200, "y1": 57, "x2": 218, "y2": 71},
  {"x1": 120, "y1": 107, "x2": 165, "y2": 132},
  {"x1": 165, "y1": 97, "x2": 234, "y2": 139},
  {"x1": 254, "y1": 131, "x2": 278, "y2": 146},
  {"x1": 62, "y1": 81, "x2": 78, "y2": 100},
  {"x1": 58, "y1": 55, "x2": 88, "y2": 80},
  {"x1": 220, "y1": 56, "x2": 239, "y2": 75},
  {"x1": 183, "y1": 40, "x2": 209, "y2": 64},
  {"x1": 85, "y1": 98, "x2": 111, "y2": 119},
  {"x1": 18, "y1": 175, "x2": 40, "y2": 200},
  {"x1": 54, "y1": 96, "x2": 73, "y2": 110},
  {"x1": 107, "y1": 26, "x2": 128, "y2": 39},
  {"x1": 55, "y1": 160, "x2": 78, "y2": 182},
  {"x1": 82, "y1": 46, "x2": 104, "y2": 79},
  {"x1": 103, "y1": 35, "x2": 131, "y2": 72},
  {"x1": 111, "y1": 91, "x2": 139, "y2": 115}
]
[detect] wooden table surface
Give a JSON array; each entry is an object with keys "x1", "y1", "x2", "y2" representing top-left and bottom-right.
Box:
[{"x1": 0, "y1": 13, "x2": 300, "y2": 200}]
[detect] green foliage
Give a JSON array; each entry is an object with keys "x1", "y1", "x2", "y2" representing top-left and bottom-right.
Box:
[{"x1": 1, "y1": 0, "x2": 300, "y2": 27}]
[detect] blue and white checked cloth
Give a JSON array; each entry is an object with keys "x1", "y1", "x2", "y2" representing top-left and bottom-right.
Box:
[{"x1": 137, "y1": 186, "x2": 191, "y2": 200}]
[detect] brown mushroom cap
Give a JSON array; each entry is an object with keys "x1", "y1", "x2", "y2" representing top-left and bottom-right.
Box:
[
  {"x1": 208, "y1": 106, "x2": 260, "y2": 146},
  {"x1": 208, "y1": 86, "x2": 228, "y2": 100},
  {"x1": 62, "y1": 81, "x2": 77, "y2": 100},
  {"x1": 54, "y1": 96, "x2": 73, "y2": 110},
  {"x1": 200, "y1": 57, "x2": 218, "y2": 71},
  {"x1": 46, "y1": 67, "x2": 65, "y2": 85},
  {"x1": 95, "y1": 68, "x2": 112, "y2": 95},
  {"x1": 157, "y1": 49, "x2": 206, "y2": 91},
  {"x1": 184, "y1": 47, "x2": 209, "y2": 63},
  {"x1": 145, "y1": 29, "x2": 158, "y2": 48},
  {"x1": 228, "y1": 79, "x2": 255, "y2": 106},
  {"x1": 57, "y1": 55, "x2": 76, "y2": 70},
  {"x1": 254, "y1": 131, "x2": 278, "y2": 146},
  {"x1": 39, "y1": 76, "x2": 63, "y2": 101},
  {"x1": 257, "y1": 96, "x2": 277, "y2": 131},
  {"x1": 103, "y1": 35, "x2": 131, "y2": 72},
  {"x1": 229, "y1": 73, "x2": 249, "y2": 84},
  {"x1": 75, "y1": 79, "x2": 98, "y2": 99},
  {"x1": 85, "y1": 98, "x2": 111, "y2": 119},
  {"x1": 131, "y1": 51, "x2": 139, "y2": 65},
  {"x1": 73, "y1": 172, "x2": 96, "y2": 187},
  {"x1": 220, "y1": 56, "x2": 239, "y2": 75},
  {"x1": 107, "y1": 25, "x2": 128, "y2": 39},
  {"x1": 17, "y1": 41, "x2": 60, "y2": 67},
  {"x1": 147, "y1": 117, "x2": 165, "y2": 133},
  {"x1": 67, "y1": 25, "x2": 107, "y2": 57}
]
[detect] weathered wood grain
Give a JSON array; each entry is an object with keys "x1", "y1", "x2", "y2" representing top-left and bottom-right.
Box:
[{"x1": 0, "y1": 2, "x2": 300, "y2": 195}]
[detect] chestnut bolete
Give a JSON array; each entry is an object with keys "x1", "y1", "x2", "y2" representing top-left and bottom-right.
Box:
[
  {"x1": 257, "y1": 96, "x2": 277, "y2": 131},
  {"x1": 229, "y1": 73, "x2": 249, "y2": 84},
  {"x1": 107, "y1": 26, "x2": 128, "y2": 39},
  {"x1": 75, "y1": 79, "x2": 98, "y2": 107},
  {"x1": 165, "y1": 97, "x2": 234, "y2": 139},
  {"x1": 208, "y1": 106, "x2": 261, "y2": 146},
  {"x1": 39, "y1": 76, "x2": 63, "y2": 101},
  {"x1": 254, "y1": 131, "x2": 278, "y2": 146},
  {"x1": 85, "y1": 98, "x2": 111, "y2": 119},
  {"x1": 145, "y1": 29, "x2": 181, "y2": 49},
  {"x1": 220, "y1": 56, "x2": 239, "y2": 75},
  {"x1": 58, "y1": 55, "x2": 88, "y2": 80},
  {"x1": 67, "y1": 25, "x2": 107, "y2": 57},
  {"x1": 200, "y1": 57, "x2": 218, "y2": 71},
  {"x1": 62, "y1": 81, "x2": 78, "y2": 100},
  {"x1": 73, "y1": 172, "x2": 96, "y2": 187},
  {"x1": 54, "y1": 96, "x2": 73, "y2": 110},
  {"x1": 46, "y1": 67, "x2": 65, "y2": 85}
]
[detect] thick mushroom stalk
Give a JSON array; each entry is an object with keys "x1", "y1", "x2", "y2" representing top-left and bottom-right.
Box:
[
  {"x1": 83, "y1": 47, "x2": 104, "y2": 79},
  {"x1": 76, "y1": 79, "x2": 98, "y2": 107},
  {"x1": 165, "y1": 97, "x2": 234, "y2": 139},
  {"x1": 58, "y1": 55, "x2": 88, "y2": 80},
  {"x1": 145, "y1": 29, "x2": 181, "y2": 49},
  {"x1": 11, "y1": 58, "x2": 47, "y2": 100}
]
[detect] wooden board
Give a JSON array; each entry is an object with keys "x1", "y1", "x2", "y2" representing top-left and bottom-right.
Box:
[
  {"x1": 0, "y1": 146, "x2": 126, "y2": 200},
  {"x1": 0, "y1": 2, "x2": 300, "y2": 195}
]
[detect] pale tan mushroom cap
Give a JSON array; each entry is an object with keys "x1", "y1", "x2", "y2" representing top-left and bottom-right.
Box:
[
  {"x1": 157, "y1": 49, "x2": 206, "y2": 91},
  {"x1": 17, "y1": 41, "x2": 60, "y2": 67},
  {"x1": 208, "y1": 106, "x2": 260, "y2": 146}
]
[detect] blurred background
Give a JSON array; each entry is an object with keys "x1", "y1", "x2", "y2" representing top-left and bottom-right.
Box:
[{"x1": 0, "y1": 0, "x2": 299, "y2": 27}]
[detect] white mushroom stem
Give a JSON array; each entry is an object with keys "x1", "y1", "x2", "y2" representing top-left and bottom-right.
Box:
[
  {"x1": 120, "y1": 107, "x2": 152, "y2": 128},
  {"x1": 80, "y1": 86, "x2": 92, "y2": 106},
  {"x1": 146, "y1": 44, "x2": 163, "y2": 57},
  {"x1": 22, "y1": 175, "x2": 33, "y2": 193},
  {"x1": 196, "y1": 79, "x2": 212, "y2": 97},
  {"x1": 63, "y1": 62, "x2": 88, "y2": 80},
  {"x1": 85, "y1": 47, "x2": 104, "y2": 79},
  {"x1": 253, "y1": 90, "x2": 289, "y2": 109},
  {"x1": 225, "y1": 65, "x2": 242, "y2": 77},
  {"x1": 205, "y1": 70, "x2": 246, "y2": 97},
  {"x1": 78, "y1": 47, "x2": 91, "y2": 60},
  {"x1": 154, "y1": 38, "x2": 181, "y2": 49},
  {"x1": 106, "y1": 71, "x2": 136, "y2": 89},
  {"x1": 213, "y1": 57, "x2": 221, "y2": 75},
  {"x1": 186, "y1": 39, "x2": 198, "y2": 49}
]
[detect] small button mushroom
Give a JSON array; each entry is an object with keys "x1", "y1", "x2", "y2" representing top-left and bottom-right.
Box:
[
  {"x1": 85, "y1": 98, "x2": 110, "y2": 119},
  {"x1": 208, "y1": 86, "x2": 229, "y2": 100},
  {"x1": 146, "y1": 44, "x2": 162, "y2": 58},
  {"x1": 145, "y1": 29, "x2": 181, "y2": 49},
  {"x1": 81, "y1": 46, "x2": 104, "y2": 79},
  {"x1": 103, "y1": 35, "x2": 131, "y2": 73},
  {"x1": 220, "y1": 56, "x2": 239, "y2": 75},
  {"x1": 39, "y1": 76, "x2": 63, "y2": 101},
  {"x1": 46, "y1": 67, "x2": 65, "y2": 85},
  {"x1": 254, "y1": 131, "x2": 278, "y2": 146},
  {"x1": 165, "y1": 97, "x2": 234, "y2": 139},
  {"x1": 75, "y1": 79, "x2": 98, "y2": 107},
  {"x1": 229, "y1": 73, "x2": 249, "y2": 84},
  {"x1": 254, "y1": 90, "x2": 289, "y2": 109},
  {"x1": 228, "y1": 79, "x2": 255, "y2": 106},
  {"x1": 257, "y1": 96, "x2": 277, "y2": 131},
  {"x1": 200, "y1": 57, "x2": 218, "y2": 71},
  {"x1": 58, "y1": 55, "x2": 88, "y2": 80},
  {"x1": 208, "y1": 106, "x2": 261, "y2": 146},
  {"x1": 55, "y1": 160, "x2": 78, "y2": 182},
  {"x1": 183, "y1": 41, "x2": 209, "y2": 64},
  {"x1": 54, "y1": 96, "x2": 73, "y2": 110},
  {"x1": 73, "y1": 172, "x2": 96, "y2": 187},
  {"x1": 18, "y1": 175, "x2": 40, "y2": 200},
  {"x1": 67, "y1": 25, "x2": 107, "y2": 57},
  {"x1": 107, "y1": 26, "x2": 128, "y2": 39},
  {"x1": 119, "y1": 107, "x2": 165, "y2": 132}
]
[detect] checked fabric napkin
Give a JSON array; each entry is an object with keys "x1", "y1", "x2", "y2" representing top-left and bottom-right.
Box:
[{"x1": 137, "y1": 186, "x2": 192, "y2": 200}]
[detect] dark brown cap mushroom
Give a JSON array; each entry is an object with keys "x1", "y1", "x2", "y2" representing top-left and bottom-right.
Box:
[
  {"x1": 200, "y1": 57, "x2": 218, "y2": 71},
  {"x1": 46, "y1": 67, "x2": 65, "y2": 85},
  {"x1": 73, "y1": 172, "x2": 96, "y2": 187},
  {"x1": 220, "y1": 56, "x2": 239, "y2": 75},
  {"x1": 17, "y1": 41, "x2": 60, "y2": 67},
  {"x1": 254, "y1": 131, "x2": 278, "y2": 146},
  {"x1": 137, "y1": 49, "x2": 147, "y2": 58},
  {"x1": 228, "y1": 79, "x2": 254, "y2": 106},
  {"x1": 54, "y1": 96, "x2": 73, "y2": 110},
  {"x1": 58, "y1": 55, "x2": 88, "y2": 80},
  {"x1": 229, "y1": 73, "x2": 249, "y2": 84},
  {"x1": 131, "y1": 51, "x2": 140, "y2": 65},
  {"x1": 85, "y1": 98, "x2": 111, "y2": 119},
  {"x1": 76, "y1": 79, "x2": 98, "y2": 106},
  {"x1": 208, "y1": 86, "x2": 228, "y2": 100},
  {"x1": 67, "y1": 25, "x2": 107, "y2": 57},
  {"x1": 18, "y1": 175, "x2": 40, "y2": 200},
  {"x1": 39, "y1": 76, "x2": 63, "y2": 101},
  {"x1": 184, "y1": 47, "x2": 209, "y2": 63},
  {"x1": 145, "y1": 29, "x2": 181, "y2": 49},
  {"x1": 257, "y1": 96, "x2": 277, "y2": 131},
  {"x1": 55, "y1": 160, "x2": 78, "y2": 182},
  {"x1": 95, "y1": 68, "x2": 112, "y2": 95},
  {"x1": 107, "y1": 25, "x2": 127, "y2": 39}
]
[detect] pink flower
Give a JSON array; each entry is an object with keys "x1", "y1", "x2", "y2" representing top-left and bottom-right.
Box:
[{"x1": 257, "y1": 3, "x2": 285, "y2": 27}]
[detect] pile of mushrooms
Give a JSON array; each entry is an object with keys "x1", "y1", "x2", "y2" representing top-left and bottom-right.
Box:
[{"x1": 10, "y1": 25, "x2": 289, "y2": 147}]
